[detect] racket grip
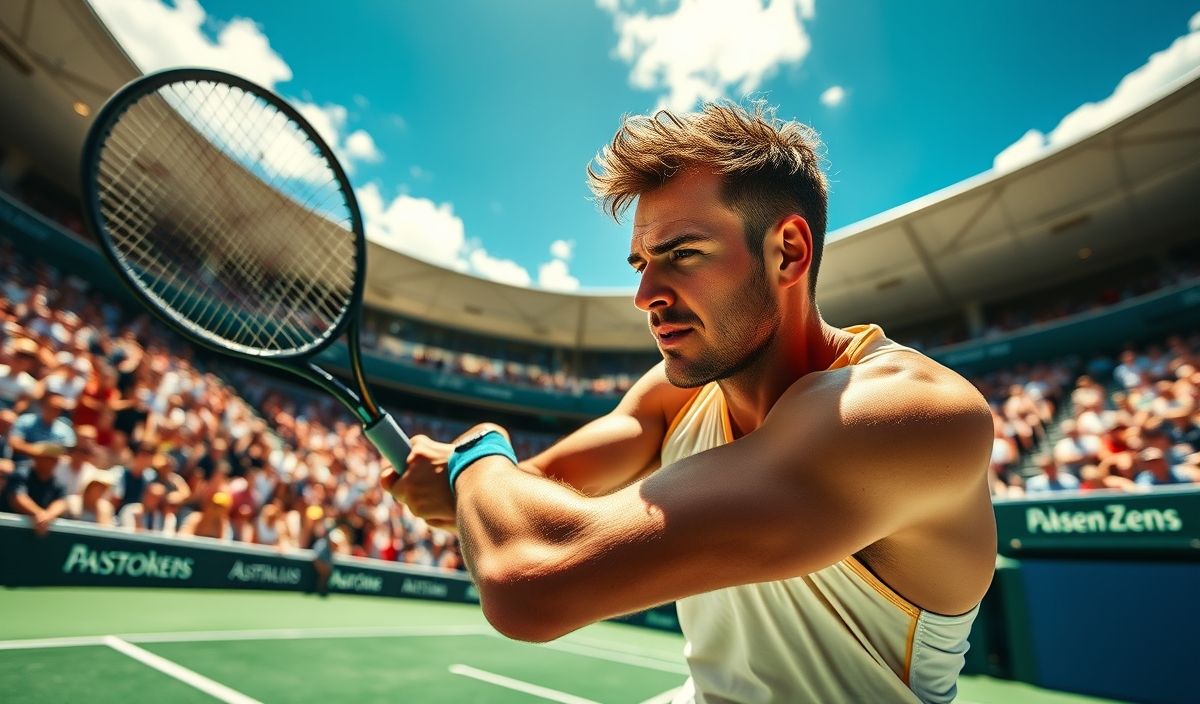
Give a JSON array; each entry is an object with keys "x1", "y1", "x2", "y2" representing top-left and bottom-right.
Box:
[{"x1": 365, "y1": 412, "x2": 413, "y2": 477}]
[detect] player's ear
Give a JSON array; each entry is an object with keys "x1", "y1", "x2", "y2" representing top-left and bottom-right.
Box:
[{"x1": 770, "y1": 214, "x2": 812, "y2": 289}]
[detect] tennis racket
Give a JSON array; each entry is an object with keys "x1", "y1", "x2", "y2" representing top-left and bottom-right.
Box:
[{"x1": 80, "y1": 67, "x2": 412, "y2": 475}]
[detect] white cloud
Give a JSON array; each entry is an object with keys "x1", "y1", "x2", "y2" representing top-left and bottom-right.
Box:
[
  {"x1": 91, "y1": 0, "x2": 381, "y2": 174},
  {"x1": 819, "y1": 85, "x2": 845, "y2": 108},
  {"x1": 599, "y1": 0, "x2": 816, "y2": 111},
  {"x1": 470, "y1": 248, "x2": 533, "y2": 287},
  {"x1": 89, "y1": 0, "x2": 291, "y2": 89},
  {"x1": 345, "y1": 130, "x2": 382, "y2": 162},
  {"x1": 994, "y1": 129, "x2": 1049, "y2": 173},
  {"x1": 550, "y1": 239, "x2": 574, "y2": 260},
  {"x1": 358, "y1": 183, "x2": 468, "y2": 271},
  {"x1": 994, "y1": 12, "x2": 1200, "y2": 172},
  {"x1": 296, "y1": 102, "x2": 347, "y2": 151},
  {"x1": 537, "y1": 240, "x2": 580, "y2": 291},
  {"x1": 538, "y1": 259, "x2": 580, "y2": 291},
  {"x1": 359, "y1": 183, "x2": 540, "y2": 286}
]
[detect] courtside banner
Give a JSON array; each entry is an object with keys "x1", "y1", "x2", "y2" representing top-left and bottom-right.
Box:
[
  {"x1": 0, "y1": 513, "x2": 474, "y2": 601},
  {"x1": 0, "y1": 514, "x2": 681, "y2": 632},
  {"x1": 993, "y1": 487, "x2": 1200, "y2": 556}
]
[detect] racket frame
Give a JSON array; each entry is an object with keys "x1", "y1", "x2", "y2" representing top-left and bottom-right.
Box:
[{"x1": 80, "y1": 68, "x2": 382, "y2": 426}]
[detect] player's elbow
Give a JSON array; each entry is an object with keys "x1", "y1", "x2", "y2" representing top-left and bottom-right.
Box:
[{"x1": 474, "y1": 556, "x2": 576, "y2": 642}]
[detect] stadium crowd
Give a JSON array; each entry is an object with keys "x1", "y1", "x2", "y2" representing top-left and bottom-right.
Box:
[
  {"x1": 0, "y1": 234, "x2": 558, "y2": 570},
  {"x1": 361, "y1": 312, "x2": 647, "y2": 397},
  {"x1": 984, "y1": 334, "x2": 1200, "y2": 496}
]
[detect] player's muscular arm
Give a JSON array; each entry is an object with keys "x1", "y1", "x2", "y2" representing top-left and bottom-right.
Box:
[
  {"x1": 454, "y1": 370, "x2": 993, "y2": 642},
  {"x1": 519, "y1": 362, "x2": 694, "y2": 495},
  {"x1": 384, "y1": 363, "x2": 690, "y2": 526}
]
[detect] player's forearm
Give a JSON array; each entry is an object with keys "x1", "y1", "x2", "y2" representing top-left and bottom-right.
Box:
[{"x1": 455, "y1": 458, "x2": 619, "y2": 640}]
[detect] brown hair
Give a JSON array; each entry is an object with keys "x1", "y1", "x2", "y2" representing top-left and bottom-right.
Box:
[{"x1": 588, "y1": 100, "x2": 828, "y2": 295}]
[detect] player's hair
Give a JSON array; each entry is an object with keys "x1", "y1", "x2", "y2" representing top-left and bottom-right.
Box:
[{"x1": 588, "y1": 100, "x2": 828, "y2": 295}]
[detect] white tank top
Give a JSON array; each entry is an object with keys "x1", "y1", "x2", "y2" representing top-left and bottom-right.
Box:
[{"x1": 665, "y1": 324, "x2": 978, "y2": 704}]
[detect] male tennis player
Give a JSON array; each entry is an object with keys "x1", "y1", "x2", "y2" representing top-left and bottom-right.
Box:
[{"x1": 384, "y1": 102, "x2": 996, "y2": 703}]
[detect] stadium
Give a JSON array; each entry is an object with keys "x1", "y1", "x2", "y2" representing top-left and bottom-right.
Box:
[{"x1": 1, "y1": 2, "x2": 1198, "y2": 703}]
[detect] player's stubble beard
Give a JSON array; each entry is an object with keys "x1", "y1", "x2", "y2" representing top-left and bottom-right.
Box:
[{"x1": 659, "y1": 258, "x2": 782, "y2": 388}]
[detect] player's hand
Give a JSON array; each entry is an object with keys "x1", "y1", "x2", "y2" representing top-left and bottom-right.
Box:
[{"x1": 381, "y1": 435, "x2": 457, "y2": 524}]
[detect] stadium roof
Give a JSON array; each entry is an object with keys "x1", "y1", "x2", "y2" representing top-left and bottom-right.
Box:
[{"x1": 2, "y1": 1, "x2": 1198, "y2": 351}]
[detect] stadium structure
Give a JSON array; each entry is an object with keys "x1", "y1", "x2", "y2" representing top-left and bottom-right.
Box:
[{"x1": 1, "y1": 3, "x2": 1198, "y2": 703}]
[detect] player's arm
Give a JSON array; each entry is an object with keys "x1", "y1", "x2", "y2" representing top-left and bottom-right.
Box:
[
  {"x1": 454, "y1": 372, "x2": 993, "y2": 642},
  {"x1": 518, "y1": 361, "x2": 695, "y2": 494},
  {"x1": 384, "y1": 362, "x2": 692, "y2": 525}
]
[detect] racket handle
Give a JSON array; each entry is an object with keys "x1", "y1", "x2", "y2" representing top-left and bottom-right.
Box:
[{"x1": 365, "y1": 411, "x2": 413, "y2": 477}]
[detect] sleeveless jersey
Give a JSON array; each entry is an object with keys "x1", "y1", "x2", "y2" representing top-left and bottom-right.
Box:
[{"x1": 664, "y1": 324, "x2": 978, "y2": 704}]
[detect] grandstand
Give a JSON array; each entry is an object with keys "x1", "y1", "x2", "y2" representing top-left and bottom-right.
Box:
[{"x1": 1, "y1": 2, "x2": 1198, "y2": 703}]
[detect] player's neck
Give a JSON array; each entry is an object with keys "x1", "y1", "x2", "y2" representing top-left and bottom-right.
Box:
[{"x1": 719, "y1": 310, "x2": 853, "y2": 439}]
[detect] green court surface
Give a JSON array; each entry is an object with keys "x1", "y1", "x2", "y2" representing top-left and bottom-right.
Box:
[{"x1": 0, "y1": 588, "x2": 1122, "y2": 703}]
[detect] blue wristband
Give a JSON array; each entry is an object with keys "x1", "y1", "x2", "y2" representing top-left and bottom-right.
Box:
[{"x1": 447, "y1": 430, "x2": 517, "y2": 493}]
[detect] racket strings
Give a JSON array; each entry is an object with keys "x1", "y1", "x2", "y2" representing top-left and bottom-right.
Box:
[
  {"x1": 95, "y1": 78, "x2": 360, "y2": 355},
  {"x1": 108, "y1": 83, "x2": 350, "y2": 352}
]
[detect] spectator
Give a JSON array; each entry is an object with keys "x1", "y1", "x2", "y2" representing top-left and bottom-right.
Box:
[
  {"x1": 0, "y1": 408, "x2": 16, "y2": 480},
  {"x1": 1053, "y1": 420, "x2": 1099, "y2": 476},
  {"x1": 309, "y1": 507, "x2": 334, "y2": 597},
  {"x1": 0, "y1": 337, "x2": 41, "y2": 411},
  {"x1": 39, "y1": 353, "x2": 89, "y2": 405},
  {"x1": 1025, "y1": 455, "x2": 1080, "y2": 494},
  {"x1": 1134, "y1": 447, "x2": 1196, "y2": 487},
  {"x1": 2, "y1": 437, "x2": 70, "y2": 536},
  {"x1": 55, "y1": 425, "x2": 100, "y2": 497},
  {"x1": 1079, "y1": 461, "x2": 1137, "y2": 492},
  {"x1": 72, "y1": 360, "x2": 119, "y2": 431},
  {"x1": 116, "y1": 444, "x2": 157, "y2": 511},
  {"x1": 253, "y1": 502, "x2": 291, "y2": 549},
  {"x1": 149, "y1": 453, "x2": 191, "y2": 510},
  {"x1": 8, "y1": 391, "x2": 76, "y2": 469},
  {"x1": 118, "y1": 482, "x2": 178, "y2": 535},
  {"x1": 178, "y1": 490, "x2": 233, "y2": 541},
  {"x1": 66, "y1": 466, "x2": 116, "y2": 525}
]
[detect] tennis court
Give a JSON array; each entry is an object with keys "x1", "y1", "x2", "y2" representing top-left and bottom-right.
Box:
[{"x1": 0, "y1": 588, "x2": 1120, "y2": 703}]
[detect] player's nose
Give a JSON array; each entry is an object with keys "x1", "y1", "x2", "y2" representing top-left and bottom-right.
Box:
[{"x1": 633, "y1": 262, "x2": 675, "y2": 312}]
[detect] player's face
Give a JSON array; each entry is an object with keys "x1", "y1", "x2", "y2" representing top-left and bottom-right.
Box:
[{"x1": 629, "y1": 170, "x2": 781, "y2": 388}]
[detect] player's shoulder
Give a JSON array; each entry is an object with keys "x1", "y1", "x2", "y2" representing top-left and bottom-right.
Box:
[{"x1": 776, "y1": 347, "x2": 992, "y2": 455}]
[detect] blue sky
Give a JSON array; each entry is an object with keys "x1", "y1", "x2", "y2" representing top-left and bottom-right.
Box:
[{"x1": 89, "y1": 0, "x2": 1200, "y2": 291}]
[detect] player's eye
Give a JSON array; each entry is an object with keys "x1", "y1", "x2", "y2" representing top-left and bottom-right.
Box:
[{"x1": 670, "y1": 249, "x2": 699, "y2": 262}]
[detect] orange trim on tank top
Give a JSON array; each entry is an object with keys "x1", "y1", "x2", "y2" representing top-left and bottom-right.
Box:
[
  {"x1": 843, "y1": 556, "x2": 921, "y2": 686},
  {"x1": 718, "y1": 390, "x2": 733, "y2": 443},
  {"x1": 843, "y1": 556, "x2": 921, "y2": 618},
  {"x1": 903, "y1": 613, "x2": 919, "y2": 686},
  {"x1": 828, "y1": 324, "x2": 883, "y2": 371},
  {"x1": 661, "y1": 386, "x2": 705, "y2": 452}
]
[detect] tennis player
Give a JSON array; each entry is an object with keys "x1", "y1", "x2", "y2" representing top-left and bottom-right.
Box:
[{"x1": 385, "y1": 102, "x2": 996, "y2": 703}]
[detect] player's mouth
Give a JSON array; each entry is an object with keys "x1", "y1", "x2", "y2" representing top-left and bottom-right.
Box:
[{"x1": 654, "y1": 326, "x2": 693, "y2": 347}]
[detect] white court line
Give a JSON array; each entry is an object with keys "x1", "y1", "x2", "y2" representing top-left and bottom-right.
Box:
[
  {"x1": 0, "y1": 624, "x2": 490, "y2": 650},
  {"x1": 449, "y1": 664, "x2": 600, "y2": 704},
  {"x1": 637, "y1": 687, "x2": 683, "y2": 704},
  {"x1": 119, "y1": 624, "x2": 490, "y2": 644},
  {"x1": 0, "y1": 635, "x2": 107, "y2": 651},
  {"x1": 103, "y1": 635, "x2": 261, "y2": 704}
]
